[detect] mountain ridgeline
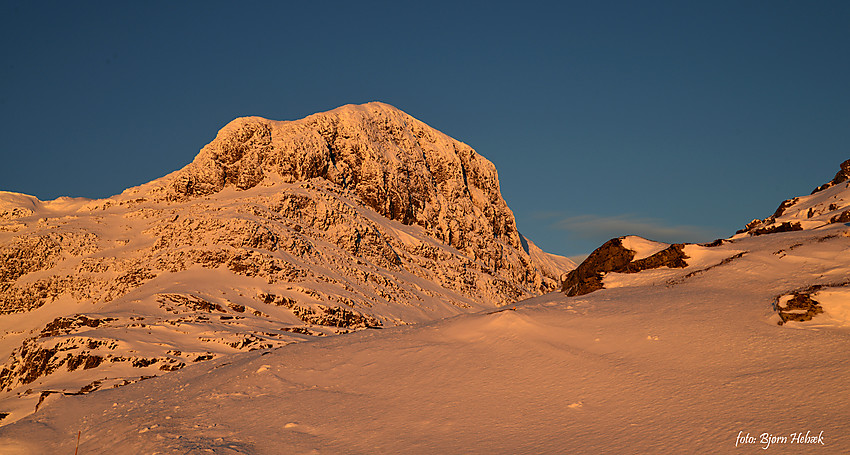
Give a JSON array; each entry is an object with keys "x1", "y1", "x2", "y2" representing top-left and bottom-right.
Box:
[{"x1": 561, "y1": 158, "x2": 850, "y2": 322}]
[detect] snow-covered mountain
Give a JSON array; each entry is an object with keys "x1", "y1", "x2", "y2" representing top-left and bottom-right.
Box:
[
  {"x1": 0, "y1": 103, "x2": 575, "y2": 424},
  {"x1": 561, "y1": 158, "x2": 850, "y2": 327},
  {"x1": 1, "y1": 159, "x2": 849, "y2": 453}
]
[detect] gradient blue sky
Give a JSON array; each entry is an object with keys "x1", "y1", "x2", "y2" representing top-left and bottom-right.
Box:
[{"x1": 2, "y1": 1, "x2": 849, "y2": 258}]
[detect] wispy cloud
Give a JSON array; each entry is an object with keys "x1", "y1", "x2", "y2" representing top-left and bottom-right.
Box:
[{"x1": 551, "y1": 213, "x2": 723, "y2": 244}]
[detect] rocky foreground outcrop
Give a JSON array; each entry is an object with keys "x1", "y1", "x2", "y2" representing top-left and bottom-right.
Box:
[{"x1": 0, "y1": 103, "x2": 575, "y2": 423}]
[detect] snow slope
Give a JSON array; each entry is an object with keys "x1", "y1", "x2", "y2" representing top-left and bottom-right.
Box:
[{"x1": 0, "y1": 220, "x2": 848, "y2": 454}]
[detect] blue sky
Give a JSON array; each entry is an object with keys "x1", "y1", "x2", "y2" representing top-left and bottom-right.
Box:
[{"x1": 2, "y1": 1, "x2": 849, "y2": 258}]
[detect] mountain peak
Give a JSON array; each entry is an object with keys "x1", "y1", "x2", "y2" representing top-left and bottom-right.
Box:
[{"x1": 157, "y1": 103, "x2": 521, "y2": 257}]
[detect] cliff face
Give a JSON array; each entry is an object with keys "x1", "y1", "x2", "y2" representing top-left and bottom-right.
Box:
[
  {"x1": 144, "y1": 102, "x2": 557, "y2": 295},
  {"x1": 0, "y1": 103, "x2": 574, "y2": 423},
  {"x1": 167, "y1": 103, "x2": 520, "y2": 257}
]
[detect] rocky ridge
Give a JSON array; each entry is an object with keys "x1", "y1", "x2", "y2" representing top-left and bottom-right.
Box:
[
  {"x1": 737, "y1": 159, "x2": 850, "y2": 236},
  {"x1": 561, "y1": 159, "x2": 850, "y2": 328},
  {"x1": 0, "y1": 103, "x2": 574, "y2": 424}
]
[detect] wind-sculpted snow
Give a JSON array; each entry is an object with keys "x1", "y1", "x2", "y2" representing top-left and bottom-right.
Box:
[{"x1": 0, "y1": 103, "x2": 574, "y2": 424}]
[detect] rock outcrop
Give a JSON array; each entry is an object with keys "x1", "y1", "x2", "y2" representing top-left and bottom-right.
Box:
[
  {"x1": 775, "y1": 291, "x2": 824, "y2": 324},
  {"x1": 737, "y1": 158, "x2": 850, "y2": 236},
  {"x1": 774, "y1": 282, "x2": 850, "y2": 325},
  {"x1": 811, "y1": 159, "x2": 850, "y2": 194},
  {"x1": 561, "y1": 237, "x2": 688, "y2": 296}
]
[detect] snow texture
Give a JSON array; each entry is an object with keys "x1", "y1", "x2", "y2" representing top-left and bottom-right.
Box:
[
  {"x1": 619, "y1": 235, "x2": 669, "y2": 260},
  {"x1": 1, "y1": 221, "x2": 850, "y2": 453}
]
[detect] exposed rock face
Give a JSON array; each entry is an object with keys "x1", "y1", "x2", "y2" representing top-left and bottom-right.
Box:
[
  {"x1": 811, "y1": 159, "x2": 850, "y2": 193},
  {"x1": 774, "y1": 282, "x2": 850, "y2": 325},
  {"x1": 561, "y1": 239, "x2": 633, "y2": 296},
  {"x1": 775, "y1": 292, "x2": 823, "y2": 324},
  {"x1": 747, "y1": 221, "x2": 803, "y2": 236},
  {"x1": 561, "y1": 237, "x2": 688, "y2": 297},
  {"x1": 737, "y1": 158, "x2": 850, "y2": 236},
  {"x1": 0, "y1": 103, "x2": 574, "y2": 422},
  {"x1": 0, "y1": 236, "x2": 61, "y2": 293},
  {"x1": 162, "y1": 103, "x2": 523, "y2": 269},
  {"x1": 829, "y1": 210, "x2": 850, "y2": 224}
]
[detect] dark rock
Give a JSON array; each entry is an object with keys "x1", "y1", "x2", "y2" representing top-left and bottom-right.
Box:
[
  {"x1": 700, "y1": 238, "x2": 725, "y2": 247},
  {"x1": 227, "y1": 303, "x2": 246, "y2": 313},
  {"x1": 67, "y1": 354, "x2": 103, "y2": 372},
  {"x1": 748, "y1": 222, "x2": 803, "y2": 236},
  {"x1": 777, "y1": 293, "x2": 823, "y2": 324},
  {"x1": 0, "y1": 342, "x2": 60, "y2": 391},
  {"x1": 772, "y1": 198, "x2": 799, "y2": 218},
  {"x1": 626, "y1": 244, "x2": 688, "y2": 271},
  {"x1": 560, "y1": 239, "x2": 633, "y2": 297},
  {"x1": 157, "y1": 294, "x2": 227, "y2": 313},
  {"x1": 40, "y1": 315, "x2": 116, "y2": 338},
  {"x1": 829, "y1": 210, "x2": 850, "y2": 224},
  {"x1": 738, "y1": 218, "x2": 770, "y2": 234},
  {"x1": 561, "y1": 238, "x2": 689, "y2": 297},
  {"x1": 280, "y1": 327, "x2": 325, "y2": 336},
  {"x1": 159, "y1": 362, "x2": 185, "y2": 372},
  {"x1": 811, "y1": 159, "x2": 850, "y2": 193},
  {"x1": 131, "y1": 358, "x2": 159, "y2": 368},
  {"x1": 79, "y1": 380, "x2": 103, "y2": 393}
]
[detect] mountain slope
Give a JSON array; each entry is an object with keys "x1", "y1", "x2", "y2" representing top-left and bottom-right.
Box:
[
  {"x1": 0, "y1": 103, "x2": 575, "y2": 424},
  {"x1": 562, "y1": 159, "x2": 850, "y2": 323},
  {"x1": 736, "y1": 158, "x2": 850, "y2": 236}
]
